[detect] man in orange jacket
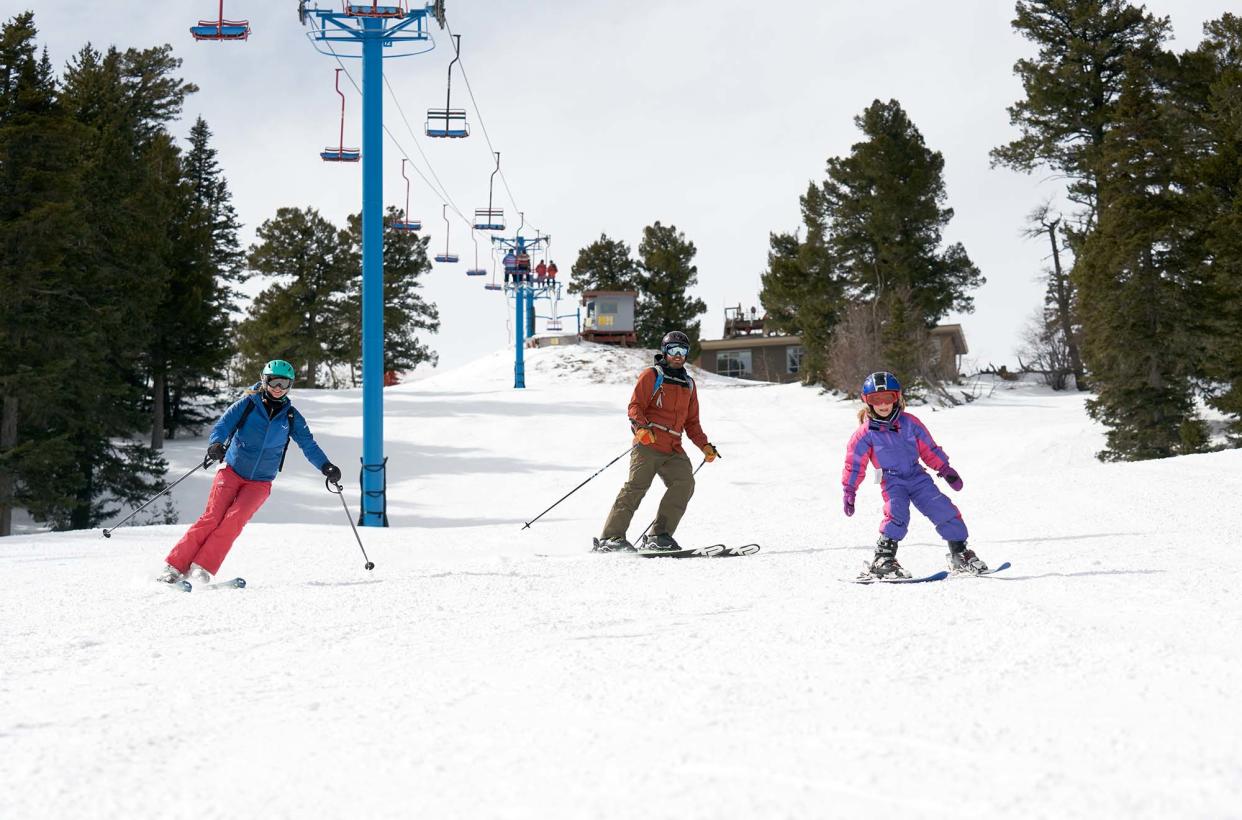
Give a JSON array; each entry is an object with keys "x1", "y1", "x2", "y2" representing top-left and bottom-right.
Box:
[{"x1": 593, "y1": 330, "x2": 720, "y2": 552}]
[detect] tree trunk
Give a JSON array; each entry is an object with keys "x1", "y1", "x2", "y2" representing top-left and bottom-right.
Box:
[
  {"x1": 151, "y1": 369, "x2": 166, "y2": 450},
  {"x1": 1046, "y1": 220, "x2": 1088, "y2": 390},
  {"x1": 0, "y1": 395, "x2": 17, "y2": 537}
]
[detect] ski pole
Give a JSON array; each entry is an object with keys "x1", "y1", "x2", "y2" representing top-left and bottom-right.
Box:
[
  {"x1": 327, "y1": 478, "x2": 375, "y2": 570},
  {"x1": 637, "y1": 456, "x2": 710, "y2": 542},
  {"x1": 102, "y1": 458, "x2": 211, "y2": 538},
  {"x1": 521, "y1": 444, "x2": 637, "y2": 530}
]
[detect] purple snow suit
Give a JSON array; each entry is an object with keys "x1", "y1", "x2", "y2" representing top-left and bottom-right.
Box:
[{"x1": 842, "y1": 409, "x2": 968, "y2": 542}]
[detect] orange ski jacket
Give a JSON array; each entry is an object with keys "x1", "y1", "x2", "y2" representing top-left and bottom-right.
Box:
[{"x1": 627, "y1": 366, "x2": 709, "y2": 455}]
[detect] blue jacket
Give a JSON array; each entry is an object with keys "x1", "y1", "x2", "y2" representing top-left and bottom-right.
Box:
[{"x1": 209, "y1": 384, "x2": 330, "y2": 482}]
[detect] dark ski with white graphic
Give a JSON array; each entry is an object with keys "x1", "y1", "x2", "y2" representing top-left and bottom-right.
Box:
[{"x1": 636, "y1": 543, "x2": 761, "y2": 559}]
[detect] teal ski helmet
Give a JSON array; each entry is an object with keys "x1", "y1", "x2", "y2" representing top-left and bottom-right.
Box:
[{"x1": 262, "y1": 359, "x2": 296, "y2": 382}]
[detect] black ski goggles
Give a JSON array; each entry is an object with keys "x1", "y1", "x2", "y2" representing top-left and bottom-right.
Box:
[
  {"x1": 663, "y1": 345, "x2": 689, "y2": 358},
  {"x1": 264, "y1": 377, "x2": 293, "y2": 390}
]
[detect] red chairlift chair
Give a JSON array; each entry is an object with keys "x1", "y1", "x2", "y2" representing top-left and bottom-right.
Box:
[
  {"x1": 321, "y1": 69, "x2": 361, "y2": 162},
  {"x1": 191, "y1": 1, "x2": 250, "y2": 41},
  {"x1": 343, "y1": 1, "x2": 408, "y2": 18}
]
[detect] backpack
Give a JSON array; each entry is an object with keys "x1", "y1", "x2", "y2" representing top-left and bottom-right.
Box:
[{"x1": 649, "y1": 365, "x2": 694, "y2": 402}]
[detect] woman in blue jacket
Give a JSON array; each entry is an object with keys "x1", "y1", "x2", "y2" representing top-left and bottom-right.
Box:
[{"x1": 157, "y1": 360, "x2": 340, "y2": 585}]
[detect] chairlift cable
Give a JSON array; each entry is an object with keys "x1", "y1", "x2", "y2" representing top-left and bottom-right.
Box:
[
  {"x1": 446, "y1": 22, "x2": 541, "y2": 235},
  {"x1": 321, "y1": 38, "x2": 474, "y2": 229}
]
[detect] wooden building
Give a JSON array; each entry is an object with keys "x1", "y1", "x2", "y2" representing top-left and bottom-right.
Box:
[
  {"x1": 696, "y1": 305, "x2": 968, "y2": 384},
  {"x1": 580, "y1": 290, "x2": 637, "y2": 346},
  {"x1": 928, "y1": 324, "x2": 968, "y2": 381},
  {"x1": 699, "y1": 335, "x2": 807, "y2": 383}
]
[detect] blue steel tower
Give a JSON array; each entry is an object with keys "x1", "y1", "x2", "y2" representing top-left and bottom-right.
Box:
[
  {"x1": 491, "y1": 230, "x2": 552, "y2": 388},
  {"x1": 303, "y1": 2, "x2": 441, "y2": 525}
]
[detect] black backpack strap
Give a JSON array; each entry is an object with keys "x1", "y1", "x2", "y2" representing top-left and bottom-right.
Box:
[
  {"x1": 278, "y1": 406, "x2": 296, "y2": 472},
  {"x1": 224, "y1": 399, "x2": 256, "y2": 449}
]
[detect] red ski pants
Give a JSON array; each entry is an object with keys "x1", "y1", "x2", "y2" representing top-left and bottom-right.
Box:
[{"x1": 165, "y1": 466, "x2": 272, "y2": 575}]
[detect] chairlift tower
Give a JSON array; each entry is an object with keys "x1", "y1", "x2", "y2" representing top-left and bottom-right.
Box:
[
  {"x1": 300, "y1": 0, "x2": 444, "y2": 527},
  {"x1": 490, "y1": 222, "x2": 552, "y2": 389}
]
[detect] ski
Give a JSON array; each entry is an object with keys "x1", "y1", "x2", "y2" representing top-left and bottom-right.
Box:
[
  {"x1": 636, "y1": 543, "x2": 761, "y2": 559},
  {"x1": 202, "y1": 577, "x2": 247, "y2": 591},
  {"x1": 951, "y1": 561, "x2": 1011, "y2": 577},
  {"x1": 848, "y1": 569, "x2": 949, "y2": 585},
  {"x1": 156, "y1": 579, "x2": 192, "y2": 593}
]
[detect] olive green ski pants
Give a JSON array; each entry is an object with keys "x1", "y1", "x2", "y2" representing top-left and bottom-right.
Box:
[{"x1": 601, "y1": 446, "x2": 695, "y2": 540}]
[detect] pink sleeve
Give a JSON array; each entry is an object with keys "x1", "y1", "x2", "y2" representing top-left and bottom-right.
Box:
[
  {"x1": 841, "y1": 426, "x2": 871, "y2": 492},
  {"x1": 906, "y1": 414, "x2": 949, "y2": 473}
]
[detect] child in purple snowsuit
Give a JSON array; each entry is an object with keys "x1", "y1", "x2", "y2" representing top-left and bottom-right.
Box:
[{"x1": 841, "y1": 371, "x2": 988, "y2": 578}]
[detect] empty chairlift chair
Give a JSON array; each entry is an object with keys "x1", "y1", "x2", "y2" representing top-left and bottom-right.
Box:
[
  {"x1": 434, "y1": 204, "x2": 459, "y2": 263},
  {"x1": 472, "y1": 152, "x2": 506, "y2": 231},
  {"x1": 191, "y1": 1, "x2": 250, "y2": 40},
  {"x1": 389, "y1": 159, "x2": 421, "y2": 231},
  {"x1": 321, "y1": 68, "x2": 361, "y2": 162},
  {"x1": 483, "y1": 252, "x2": 503, "y2": 290},
  {"x1": 425, "y1": 34, "x2": 469, "y2": 138},
  {"x1": 466, "y1": 235, "x2": 487, "y2": 276}
]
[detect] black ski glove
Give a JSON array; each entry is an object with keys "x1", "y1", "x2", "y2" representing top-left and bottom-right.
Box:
[
  {"x1": 206, "y1": 442, "x2": 226, "y2": 463},
  {"x1": 321, "y1": 462, "x2": 342, "y2": 483}
]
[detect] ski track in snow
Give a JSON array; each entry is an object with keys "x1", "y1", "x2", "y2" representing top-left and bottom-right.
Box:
[{"x1": 2, "y1": 344, "x2": 1240, "y2": 819}]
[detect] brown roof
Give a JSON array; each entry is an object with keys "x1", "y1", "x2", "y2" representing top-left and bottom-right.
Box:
[{"x1": 699, "y1": 335, "x2": 803, "y2": 351}]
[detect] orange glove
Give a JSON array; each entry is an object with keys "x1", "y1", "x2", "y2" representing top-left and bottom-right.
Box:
[
  {"x1": 633, "y1": 425, "x2": 656, "y2": 446},
  {"x1": 702, "y1": 443, "x2": 720, "y2": 462}
]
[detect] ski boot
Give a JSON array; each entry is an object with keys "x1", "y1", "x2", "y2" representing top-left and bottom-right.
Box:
[
  {"x1": 868, "y1": 536, "x2": 911, "y2": 579},
  {"x1": 640, "y1": 533, "x2": 681, "y2": 552},
  {"x1": 187, "y1": 563, "x2": 214, "y2": 585},
  {"x1": 592, "y1": 536, "x2": 635, "y2": 553},
  {"x1": 155, "y1": 564, "x2": 185, "y2": 585},
  {"x1": 947, "y1": 541, "x2": 988, "y2": 574}
]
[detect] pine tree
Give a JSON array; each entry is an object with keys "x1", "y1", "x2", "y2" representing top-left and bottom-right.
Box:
[
  {"x1": 823, "y1": 100, "x2": 983, "y2": 324},
  {"x1": 52, "y1": 43, "x2": 195, "y2": 527},
  {"x1": 992, "y1": 0, "x2": 1170, "y2": 401},
  {"x1": 0, "y1": 14, "x2": 86, "y2": 534},
  {"x1": 567, "y1": 233, "x2": 640, "y2": 295},
  {"x1": 634, "y1": 222, "x2": 707, "y2": 355},
  {"x1": 1182, "y1": 14, "x2": 1242, "y2": 442},
  {"x1": 242, "y1": 207, "x2": 354, "y2": 386},
  {"x1": 154, "y1": 117, "x2": 246, "y2": 443},
  {"x1": 992, "y1": 0, "x2": 1171, "y2": 217},
  {"x1": 1077, "y1": 53, "x2": 1208, "y2": 460},
  {"x1": 333, "y1": 207, "x2": 441, "y2": 384},
  {"x1": 758, "y1": 184, "x2": 844, "y2": 385}
]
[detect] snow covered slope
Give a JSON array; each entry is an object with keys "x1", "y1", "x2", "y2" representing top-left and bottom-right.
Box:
[{"x1": 2, "y1": 343, "x2": 1240, "y2": 819}]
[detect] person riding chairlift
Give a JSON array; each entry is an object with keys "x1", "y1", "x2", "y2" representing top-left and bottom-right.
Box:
[{"x1": 503, "y1": 251, "x2": 517, "y2": 284}]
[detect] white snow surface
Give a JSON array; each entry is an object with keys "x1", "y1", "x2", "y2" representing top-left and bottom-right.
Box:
[{"x1": 2, "y1": 343, "x2": 1240, "y2": 819}]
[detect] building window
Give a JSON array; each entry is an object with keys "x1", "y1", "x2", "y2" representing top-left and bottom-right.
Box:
[
  {"x1": 718, "y1": 350, "x2": 752, "y2": 379},
  {"x1": 600, "y1": 301, "x2": 618, "y2": 314},
  {"x1": 786, "y1": 346, "x2": 804, "y2": 374}
]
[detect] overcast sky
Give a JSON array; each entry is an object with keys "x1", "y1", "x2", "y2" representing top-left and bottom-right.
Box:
[{"x1": 23, "y1": 0, "x2": 1232, "y2": 374}]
